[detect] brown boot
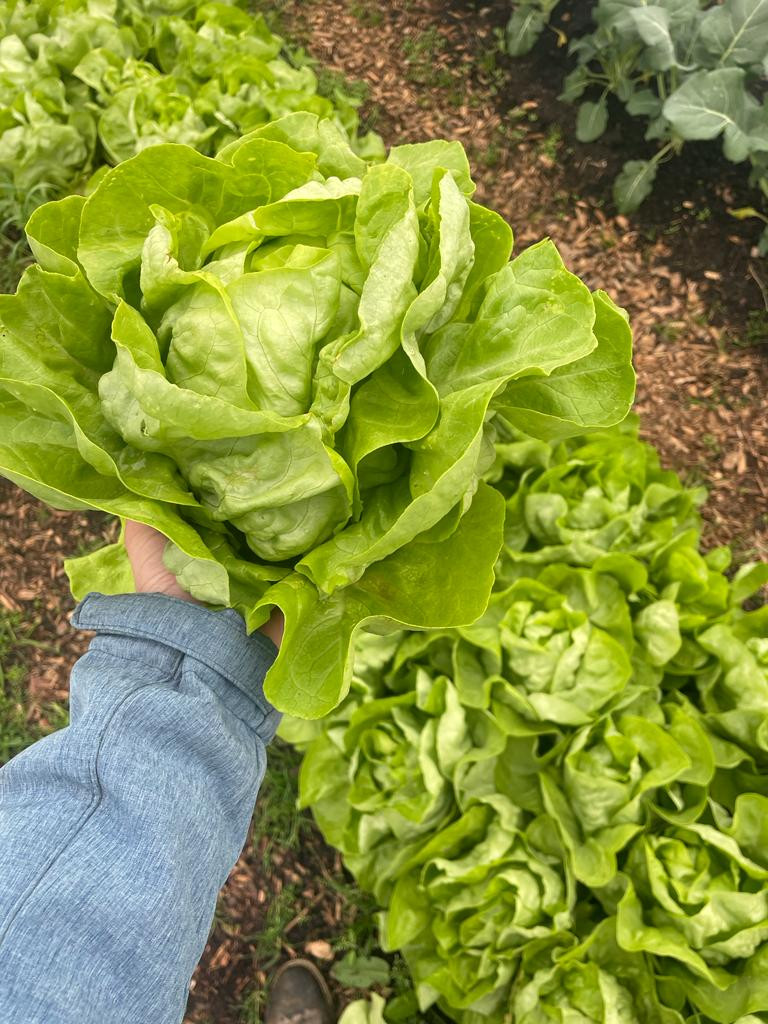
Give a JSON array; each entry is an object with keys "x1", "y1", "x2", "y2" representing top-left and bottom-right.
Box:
[{"x1": 264, "y1": 958, "x2": 336, "y2": 1024}]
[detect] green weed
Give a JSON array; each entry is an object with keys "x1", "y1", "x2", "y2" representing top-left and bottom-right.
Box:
[
  {"x1": 253, "y1": 739, "x2": 308, "y2": 867},
  {"x1": 316, "y1": 68, "x2": 370, "y2": 106},
  {"x1": 476, "y1": 33, "x2": 507, "y2": 95},
  {"x1": 238, "y1": 986, "x2": 265, "y2": 1023},
  {"x1": 0, "y1": 233, "x2": 32, "y2": 294},
  {"x1": 250, "y1": 881, "x2": 300, "y2": 970},
  {"x1": 478, "y1": 142, "x2": 502, "y2": 168},
  {"x1": 402, "y1": 27, "x2": 450, "y2": 87},
  {"x1": 731, "y1": 309, "x2": 768, "y2": 348},
  {"x1": 349, "y1": 2, "x2": 384, "y2": 28},
  {"x1": 538, "y1": 124, "x2": 562, "y2": 162},
  {"x1": 0, "y1": 179, "x2": 58, "y2": 234},
  {"x1": 0, "y1": 662, "x2": 39, "y2": 764},
  {"x1": 0, "y1": 611, "x2": 67, "y2": 764},
  {"x1": 663, "y1": 217, "x2": 684, "y2": 238},
  {"x1": 326, "y1": 877, "x2": 380, "y2": 959},
  {"x1": 403, "y1": 26, "x2": 445, "y2": 63},
  {"x1": 496, "y1": 108, "x2": 533, "y2": 145}
]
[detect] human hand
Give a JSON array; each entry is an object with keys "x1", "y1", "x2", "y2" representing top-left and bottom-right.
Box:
[
  {"x1": 124, "y1": 521, "x2": 284, "y2": 648},
  {"x1": 124, "y1": 520, "x2": 197, "y2": 602}
]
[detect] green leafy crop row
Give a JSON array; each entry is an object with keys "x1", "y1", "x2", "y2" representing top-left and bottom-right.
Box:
[
  {"x1": 0, "y1": 0, "x2": 381, "y2": 232},
  {"x1": 285, "y1": 417, "x2": 768, "y2": 1024},
  {"x1": 505, "y1": 0, "x2": 768, "y2": 252}
]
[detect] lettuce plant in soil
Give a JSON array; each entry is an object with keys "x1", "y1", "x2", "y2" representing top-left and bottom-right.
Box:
[
  {"x1": 0, "y1": 114, "x2": 634, "y2": 717},
  {"x1": 0, "y1": 0, "x2": 382, "y2": 228},
  {"x1": 381, "y1": 799, "x2": 574, "y2": 1020},
  {"x1": 283, "y1": 421, "x2": 768, "y2": 1021}
]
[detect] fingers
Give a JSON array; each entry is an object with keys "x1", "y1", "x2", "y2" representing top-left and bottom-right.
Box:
[
  {"x1": 124, "y1": 520, "x2": 198, "y2": 602},
  {"x1": 123, "y1": 522, "x2": 283, "y2": 646}
]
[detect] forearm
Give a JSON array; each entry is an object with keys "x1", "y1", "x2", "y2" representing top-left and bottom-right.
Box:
[{"x1": 0, "y1": 593, "x2": 279, "y2": 1024}]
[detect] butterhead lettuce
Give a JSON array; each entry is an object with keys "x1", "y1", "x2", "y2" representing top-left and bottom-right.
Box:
[
  {"x1": 0, "y1": 115, "x2": 634, "y2": 716},
  {"x1": 0, "y1": 0, "x2": 383, "y2": 231},
  {"x1": 285, "y1": 419, "x2": 768, "y2": 1021}
]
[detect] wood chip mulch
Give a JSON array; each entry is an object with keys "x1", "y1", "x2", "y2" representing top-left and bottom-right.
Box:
[{"x1": 0, "y1": 487, "x2": 113, "y2": 710}]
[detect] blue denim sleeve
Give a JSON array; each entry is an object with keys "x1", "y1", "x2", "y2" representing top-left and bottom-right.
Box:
[{"x1": 0, "y1": 592, "x2": 280, "y2": 1024}]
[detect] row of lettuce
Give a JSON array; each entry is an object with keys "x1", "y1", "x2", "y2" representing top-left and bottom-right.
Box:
[
  {"x1": 505, "y1": 0, "x2": 768, "y2": 252},
  {"x1": 0, "y1": 0, "x2": 381, "y2": 232},
  {"x1": 284, "y1": 418, "x2": 768, "y2": 1024}
]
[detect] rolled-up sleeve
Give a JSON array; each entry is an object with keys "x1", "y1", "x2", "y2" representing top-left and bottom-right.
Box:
[{"x1": 0, "y1": 592, "x2": 280, "y2": 1024}]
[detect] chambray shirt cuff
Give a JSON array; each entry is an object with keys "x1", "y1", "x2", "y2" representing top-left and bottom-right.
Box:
[{"x1": 70, "y1": 592, "x2": 278, "y2": 722}]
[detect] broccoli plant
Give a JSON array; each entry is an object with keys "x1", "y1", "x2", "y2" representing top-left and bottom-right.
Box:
[
  {"x1": 502, "y1": 0, "x2": 768, "y2": 252},
  {"x1": 561, "y1": 0, "x2": 768, "y2": 250},
  {"x1": 505, "y1": 0, "x2": 564, "y2": 56}
]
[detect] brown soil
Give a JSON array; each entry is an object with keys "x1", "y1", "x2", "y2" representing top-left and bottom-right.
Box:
[{"x1": 0, "y1": 1, "x2": 766, "y2": 1021}]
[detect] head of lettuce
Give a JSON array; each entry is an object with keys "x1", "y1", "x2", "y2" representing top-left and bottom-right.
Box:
[{"x1": 0, "y1": 113, "x2": 635, "y2": 718}]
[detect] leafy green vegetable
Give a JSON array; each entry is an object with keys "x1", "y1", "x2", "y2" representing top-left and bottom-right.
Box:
[
  {"x1": 287, "y1": 654, "x2": 506, "y2": 901},
  {"x1": 504, "y1": 0, "x2": 768, "y2": 249},
  {"x1": 512, "y1": 919, "x2": 679, "y2": 1024},
  {"x1": 505, "y1": 1, "x2": 564, "y2": 57},
  {"x1": 459, "y1": 567, "x2": 637, "y2": 726},
  {"x1": 0, "y1": 0, "x2": 383, "y2": 232},
  {"x1": 381, "y1": 801, "x2": 573, "y2": 1018},
  {"x1": 694, "y1": 598, "x2": 768, "y2": 718},
  {"x1": 338, "y1": 994, "x2": 387, "y2": 1024},
  {"x1": 286, "y1": 418, "x2": 768, "y2": 1021},
  {"x1": 0, "y1": 117, "x2": 634, "y2": 717},
  {"x1": 617, "y1": 796, "x2": 768, "y2": 1016},
  {"x1": 538, "y1": 695, "x2": 702, "y2": 887}
]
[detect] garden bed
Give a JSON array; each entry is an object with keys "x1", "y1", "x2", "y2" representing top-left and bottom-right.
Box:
[{"x1": 0, "y1": 1, "x2": 766, "y2": 1021}]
